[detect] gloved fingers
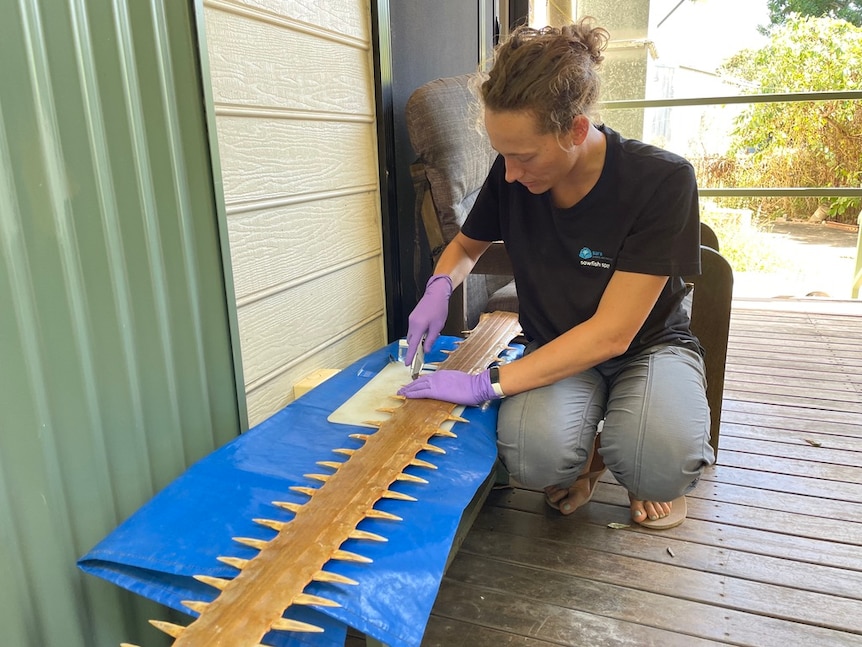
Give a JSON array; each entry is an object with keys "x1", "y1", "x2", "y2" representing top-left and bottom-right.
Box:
[
  {"x1": 397, "y1": 376, "x2": 432, "y2": 398},
  {"x1": 404, "y1": 275, "x2": 451, "y2": 365},
  {"x1": 423, "y1": 330, "x2": 439, "y2": 354},
  {"x1": 404, "y1": 337, "x2": 419, "y2": 366},
  {"x1": 397, "y1": 370, "x2": 493, "y2": 406}
]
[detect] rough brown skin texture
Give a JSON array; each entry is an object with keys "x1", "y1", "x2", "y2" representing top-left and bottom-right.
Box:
[{"x1": 139, "y1": 312, "x2": 521, "y2": 647}]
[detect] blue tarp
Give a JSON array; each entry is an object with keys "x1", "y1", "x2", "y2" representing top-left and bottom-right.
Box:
[{"x1": 78, "y1": 338, "x2": 519, "y2": 647}]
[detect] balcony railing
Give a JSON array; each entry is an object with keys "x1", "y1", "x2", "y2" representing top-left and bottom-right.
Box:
[{"x1": 604, "y1": 90, "x2": 862, "y2": 298}]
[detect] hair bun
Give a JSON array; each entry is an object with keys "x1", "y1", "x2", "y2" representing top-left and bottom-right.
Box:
[{"x1": 561, "y1": 18, "x2": 609, "y2": 65}]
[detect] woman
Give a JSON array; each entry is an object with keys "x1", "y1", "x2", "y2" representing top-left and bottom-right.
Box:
[{"x1": 398, "y1": 18, "x2": 715, "y2": 529}]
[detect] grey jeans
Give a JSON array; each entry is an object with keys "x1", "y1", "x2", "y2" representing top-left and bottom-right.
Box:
[{"x1": 496, "y1": 343, "x2": 715, "y2": 502}]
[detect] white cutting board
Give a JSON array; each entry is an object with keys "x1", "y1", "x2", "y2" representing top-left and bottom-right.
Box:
[{"x1": 327, "y1": 362, "x2": 464, "y2": 429}]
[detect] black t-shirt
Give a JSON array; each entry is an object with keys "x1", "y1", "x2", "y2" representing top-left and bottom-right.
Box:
[{"x1": 461, "y1": 125, "x2": 702, "y2": 357}]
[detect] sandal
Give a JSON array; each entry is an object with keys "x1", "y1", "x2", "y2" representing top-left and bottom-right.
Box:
[{"x1": 632, "y1": 495, "x2": 687, "y2": 530}]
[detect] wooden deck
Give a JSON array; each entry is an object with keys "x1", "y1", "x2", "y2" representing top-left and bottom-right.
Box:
[{"x1": 416, "y1": 298, "x2": 862, "y2": 646}]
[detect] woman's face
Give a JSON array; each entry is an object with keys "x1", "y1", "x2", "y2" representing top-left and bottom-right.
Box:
[{"x1": 484, "y1": 108, "x2": 579, "y2": 195}]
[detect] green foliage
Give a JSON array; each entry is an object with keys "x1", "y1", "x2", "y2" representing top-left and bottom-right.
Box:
[
  {"x1": 701, "y1": 206, "x2": 797, "y2": 273},
  {"x1": 765, "y1": 0, "x2": 862, "y2": 29},
  {"x1": 827, "y1": 195, "x2": 861, "y2": 219},
  {"x1": 694, "y1": 15, "x2": 862, "y2": 223}
]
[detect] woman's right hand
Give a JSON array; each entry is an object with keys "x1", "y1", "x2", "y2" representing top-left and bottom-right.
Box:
[{"x1": 404, "y1": 274, "x2": 453, "y2": 365}]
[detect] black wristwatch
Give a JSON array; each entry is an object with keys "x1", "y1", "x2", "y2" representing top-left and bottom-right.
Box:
[{"x1": 489, "y1": 365, "x2": 506, "y2": 398}]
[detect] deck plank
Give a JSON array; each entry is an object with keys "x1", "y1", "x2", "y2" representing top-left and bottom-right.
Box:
[
  {"x1": 720, "y1": 407, "x2": 861, "y2": 436},
  {"x1": 436, "y1": 566, "x2": 743, "y2": 646},
  {"x1": 472, "y1": 503, "x2": 862, "y2": 599},
  {"x1": 433, "y1": 565, "x2": 859, "y2": 647},
  {"x1": 722, "y1": 399, "x2": 862, "y2": 426},
  {"x1": 712, "y1": 449, "x2": 862, "y2": 485},
  {"x1": 419, "y1": 300, "x2": 862, "y2": 646},
  {"x1": 718, "y1": 434, "x2": 862, "y2": 466},
  {"x1": 491, "y1": 487, "x2": 862, "y2": 571},
  {"x1": 720, "y1": 422, "x2": 862, "y2": 450},
  {"x1": 453, "y1": 529, "x2": 862, "y2": 640}
]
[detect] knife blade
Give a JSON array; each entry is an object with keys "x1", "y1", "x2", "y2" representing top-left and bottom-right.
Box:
[{"x1": 411, "y1": 336, "x2": 426, "y2": 380}]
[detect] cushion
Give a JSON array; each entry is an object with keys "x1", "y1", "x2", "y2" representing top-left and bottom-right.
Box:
[
  {"x1": 406, "y1": 74, "x2": 498, "y2": 243},
  {"x1": 487, "y1": 281, "x2": 519, "y2": 315}
]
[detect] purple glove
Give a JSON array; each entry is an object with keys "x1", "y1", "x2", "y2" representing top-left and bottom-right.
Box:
[
  {"x1": 397, "y1": 369, "x2": 498, "y2": 406},
  {"x1": 404, "y1": 274, "x2": 453, "y2": 366}
]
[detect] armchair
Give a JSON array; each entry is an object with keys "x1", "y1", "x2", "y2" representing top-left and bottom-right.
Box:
[{"x1": 406, "y1": 73, "x2": 517, "y2": 335}]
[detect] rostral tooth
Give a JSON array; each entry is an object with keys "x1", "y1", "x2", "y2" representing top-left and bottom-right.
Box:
[
  {"x1": 362, "y1": 420, "x2": 384, "y2": 427},
  {"x1": 409, "y1": 458, "x2": 437, "y2": 469},
  {"x1": 348, "y1": 433, "x2": 371, "y2": 441},
  {"x1": 433, "y1": 428, "x2": 457, "y2": 438},
  {"x1": 446, "y1": 414, "x2": 469, "y2": 423},
  {"x1": 294, "y1": 593, "x2": 341, "y2": 608},
  {"x1": 381, "y1": 490, "x2": 417, "y2": 502},
  {"x1": 348, "y1": 529, "x2": 387, "y2": 542},
  {"x1": 395, "y1": 472, "x2": 428, "y2": 484},
  {"x1": 216, "y1": 556, "x2": 249, "y2": 569},
  {"x1": 271, "y1": 618, "x2": 325, "y2": 633},
  {"x1": 181, "y1": 600, "x2": 209, "y2": 614},
  {"x1": 272, "y1": 501, "x2": 303, "y2": 513},
  {"x1": 365, "y1": 508, "x2": 402, "y2": 521},
  {"x1": 149, "y1": 620, "x2": 185, "y2": 638},
  {"x1": 332, "y1": 548, "x2": 372, "y2": 563},
  {"x1": 233, "y1": 536, "x2": 268, "y2": 550},
  {"x1": 193, "y1": 574, "x2": 230, "y2": 590},
  {"x1": 254, "y1": 518, "x2": 287, "y2": 531},
  {"x1": 312, "y1": 570, "x2": 358, "y2": 586},
  {"x1": 332, "y1": 448, "x2": 354, "y2": 457},
  {"x1": 316, "y1": 460, "x2": 344, "y2": 470},
  {"x1": 421, "y1": 443, "x2": 446, "y2": 454},
  {"x1": 289, "y1": 485, "x2": 318, "y2": 496},
  {"x1": 304, "y1": 473, "x2": 330, "y2": 482},
  {"x1": 375, "y1": 407, "x2": 398, "y2": 414}
]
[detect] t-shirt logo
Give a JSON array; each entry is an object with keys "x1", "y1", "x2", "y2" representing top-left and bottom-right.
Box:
[{"x1": 579, "y1": 246, "x2": 611, "y2": 269}]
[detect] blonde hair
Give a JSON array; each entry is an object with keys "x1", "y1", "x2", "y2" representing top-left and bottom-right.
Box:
[{"x1": 480, "y1": 17, "x2": 609, "y2": 134}]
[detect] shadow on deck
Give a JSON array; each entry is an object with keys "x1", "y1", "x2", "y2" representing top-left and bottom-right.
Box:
[{"x1": 419, "y1": 298, "x2": 862, "y2": 647}]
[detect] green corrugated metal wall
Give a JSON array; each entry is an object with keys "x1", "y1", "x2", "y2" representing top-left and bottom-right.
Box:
[{"x1": 0, "y1": 1, "x2": 243, "y2": 645}]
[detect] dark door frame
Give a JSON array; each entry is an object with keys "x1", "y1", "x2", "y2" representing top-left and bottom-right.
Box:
[{"x1": 370, "y1": 0, "x2": 496, "y2": 341}]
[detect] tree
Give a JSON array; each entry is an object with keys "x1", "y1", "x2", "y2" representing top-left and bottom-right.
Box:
[
  {"x1": 765, "y1": 0, "x2": 862, "y2": 29},
  {"x1": 698, "y1": 15, "x2": 862, "y2": 221}
]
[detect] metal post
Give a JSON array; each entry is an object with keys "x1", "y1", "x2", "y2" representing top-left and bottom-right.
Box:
[{"x1": 853, "y1": 210, "x2": 862, "y2": 298}]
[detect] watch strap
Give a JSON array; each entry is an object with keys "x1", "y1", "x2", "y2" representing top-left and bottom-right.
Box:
[{"x1": 489, "y1": 365, "x2": 506, "y2": 398}]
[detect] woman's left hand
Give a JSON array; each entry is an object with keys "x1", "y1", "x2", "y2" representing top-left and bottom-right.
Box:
[{"x1": 397, "y1": 369, "x2": 497, "y2": 406}]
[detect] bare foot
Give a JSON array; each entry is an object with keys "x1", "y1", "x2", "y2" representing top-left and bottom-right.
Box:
[
  {"x1": 544, "y1": 478, "x2": 598, "y2": 515},
  {"x1": 544, "y1": 440, "x2": 606, "y2": 516},
  {"x1": 629, "y1": 495, "x2": 688, "y2": 529},
  {"x1": 629, "y1": 497, "x2": 672, "y2": 522}
]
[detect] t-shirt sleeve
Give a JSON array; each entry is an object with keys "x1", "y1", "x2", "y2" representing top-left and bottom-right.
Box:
[
  {"x1": 461, "y1": 156, "x2": 504, "y2": 242},
  {"x1": 615, "y1": 162, "x2": 701, "y2": 277}
]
